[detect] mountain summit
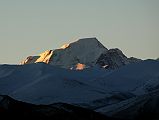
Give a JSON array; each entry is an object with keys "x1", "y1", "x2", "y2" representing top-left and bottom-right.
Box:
[{"x1": 20, "y1": 37, "x2": 141, "y2": 69}]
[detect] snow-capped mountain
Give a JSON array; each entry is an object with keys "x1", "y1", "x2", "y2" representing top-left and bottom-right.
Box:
[
  {"x1": 20, "y1": 37, "x2": 141, "y2": 69},
  {"x1": 1, "y1": 38, "x2": 159, "y2": 120}
]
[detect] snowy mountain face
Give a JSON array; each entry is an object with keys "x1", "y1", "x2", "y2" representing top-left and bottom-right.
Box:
[
  {"x1": 47, "y1": 38, "x2": 107, "y2": 69},
  {"x1": 20, "y1": 37, "x2": 140, "y2": 69}
]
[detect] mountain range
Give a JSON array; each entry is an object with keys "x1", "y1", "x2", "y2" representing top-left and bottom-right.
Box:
[
  {"x1": 0, "y1": 37, "x2": 159, "y2": 120},
  {"x1": 20, "y1": 37, "x2": 141, "y2": 69}
]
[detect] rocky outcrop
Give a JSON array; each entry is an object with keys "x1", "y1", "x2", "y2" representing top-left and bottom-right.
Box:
[
  {"x1": 96, "y1": 48, "x2": 130, "y2": 69},
  {"x1": 96, "y1": 49, "x2": 142, "y2": 69},
  {"x1": 35, "y1": 50, "x2": 53, "y2": 64},
  {"x1": 20, "y1": 50, "x2": 53, "y2": 65},
  {"x1": 20, "y1": 56, "x2": 39, "y2": 65},
  {"x1": 128, "y1": 57, "x2": 142, "y2": 63}
]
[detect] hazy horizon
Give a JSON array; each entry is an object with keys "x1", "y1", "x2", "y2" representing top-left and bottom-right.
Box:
[{"x1": 0, "y1": 0, "x2": 159, "y2": 64}]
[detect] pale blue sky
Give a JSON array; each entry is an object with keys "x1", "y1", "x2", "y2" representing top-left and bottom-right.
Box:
[{"x1": 0, "y1": 0, "x2": 159, "y2": 64}]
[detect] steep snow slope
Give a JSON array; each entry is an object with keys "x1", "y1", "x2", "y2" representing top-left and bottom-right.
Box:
[
  {"x1": 49, "y1": 37, "x2": 108, "y2": 68},
  {"x1": 0, "y1": 60, "x2": 159, "y2": 106}
]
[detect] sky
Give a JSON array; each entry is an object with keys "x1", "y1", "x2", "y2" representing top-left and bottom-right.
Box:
[{"x1": 0, "y1": 0, "x2": 159, "y2": 64}]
